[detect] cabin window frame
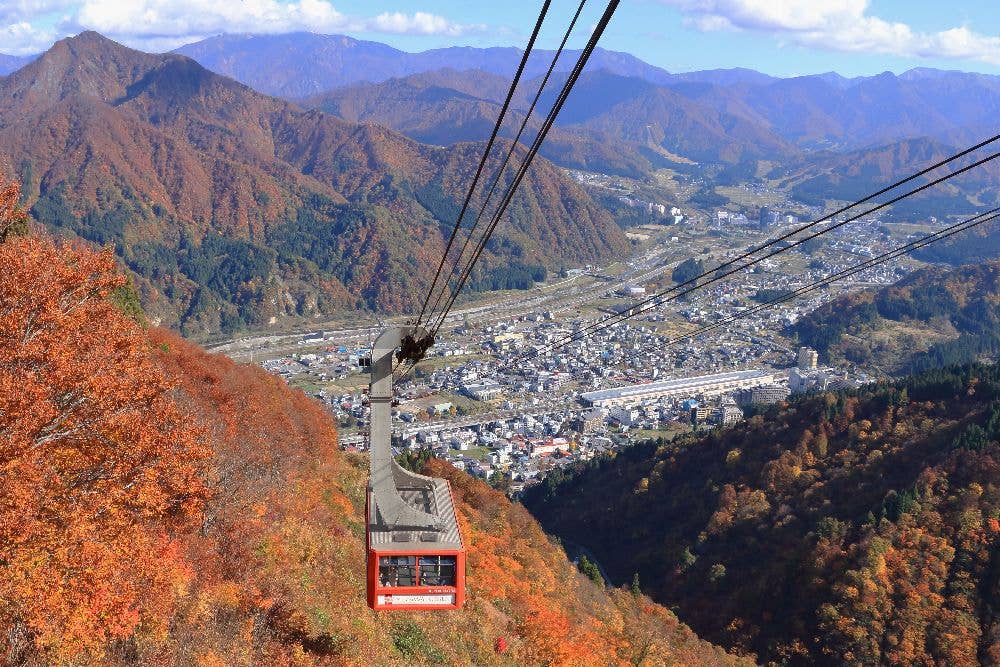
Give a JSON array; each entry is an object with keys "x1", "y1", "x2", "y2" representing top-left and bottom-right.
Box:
[
  {"x1": 377, "y1": 554, "x2": 457, "y2": 588},
  {"x1": 417, "y1": 555, "x2": 457, "y2": 587}
]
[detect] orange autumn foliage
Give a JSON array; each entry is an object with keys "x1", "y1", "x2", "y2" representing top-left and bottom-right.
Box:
[
  {"x1": 426, "y1": 459, "x2": 748, "y2": 666},
  {"x1": 0, "y1": 236, "x2": 209, "y2": 661},
  {"x1": 148, "y1": 336, "x2": 744, "y2": 665},
  {"x1": 0, "y1": 229, "x2": 746, "y2": 665},
  {"x1": 0, "y1": 174, "x2": 28, "y2": 242}
]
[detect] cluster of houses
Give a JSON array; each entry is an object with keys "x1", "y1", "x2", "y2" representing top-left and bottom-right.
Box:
[{"x1": 254, "y1": 205, "x2": 912, "y2": 496}]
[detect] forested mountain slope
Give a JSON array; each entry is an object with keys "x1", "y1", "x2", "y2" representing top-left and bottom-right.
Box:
[
  {"x1": 525, "y1": 364, "x2": 1000, "y2": 665},
  {"x1": 304, "y1": 68, "x2": 795, "y2": 175},
  {"x1": 771, "y1": 137, "x2": 1000, "y2": 213},
  {"x1": 175, "y1": 32, "x2": 1000, "y2": 157},
  {"x1": 305, "y1": 65, "x2": 999, "y2": 211},
  {"x1": 2, "y1": 32, "x2": 626, "y2": 335},
  {"x1": 0, "y1": 221, "x2": 741, "y2": 665},
  {"x1": 305, "y1": 69, "x2": 660, "y2": 178},
  {"x1": 793, "y1": 260, "x2": 1000, "y2": 372}
]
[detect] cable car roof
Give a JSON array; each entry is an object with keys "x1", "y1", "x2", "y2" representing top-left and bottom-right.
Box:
[{"x1": 368, "y1": 478, "x2": 463, "y2": 551}]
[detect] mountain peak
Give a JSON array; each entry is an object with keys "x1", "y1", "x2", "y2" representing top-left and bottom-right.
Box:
[
  {"x1": 6, "y1": 31, "x2": 169, "y2": 106},
  {"x1": 68, "y1": 29, "x2": 110, "y2": 43},
  {"x1": 51, "y1": 30, "x2": 144, "y2": 58}
]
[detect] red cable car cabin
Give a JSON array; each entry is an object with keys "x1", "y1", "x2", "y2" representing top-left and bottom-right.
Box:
[
  {"x1": 365, "y1": 325, "x2": 465, "y2": 611},
  {"x1": 366, "y1": 479, "x2": 465, "y2": 610}
]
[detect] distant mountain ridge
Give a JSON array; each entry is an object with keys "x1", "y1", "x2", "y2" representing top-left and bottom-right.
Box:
[
  {"x1": 302, "y1": 62, "x2": 1000, "y2": 209},
  {"x1": 172, "y1": 32, "x2": 673, "y2": 98},
  {"x1": 0, "y1": 52, "x2": 35, "y2": 76},
  {"x1": 2, "y1": 31, "x2": 626, "y2": 334},
  {"x1": 305, "y1": 69, "x2": 683, "y2": 177},
  {"x1": 773, "y1": 136, "x2": 1000, "y2": 213},
  {"x1": 172, "y1": 32, "x2": 1000, "y2": 158},
  {"x1": 10, "y1": 32, "x2": 1000, "y2": 181}
]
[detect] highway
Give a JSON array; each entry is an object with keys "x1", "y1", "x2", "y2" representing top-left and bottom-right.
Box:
[{"x1": 206, "y1": 237, "x2": 693, "y2": 362}]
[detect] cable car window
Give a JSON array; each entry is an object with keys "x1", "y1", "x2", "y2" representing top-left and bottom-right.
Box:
[
  {"x1": 418, "y1": 555, "x2": 456, "y2": 586},
  {"x1": 378, "y1": 556, "x2": 417, "y2": 587}
]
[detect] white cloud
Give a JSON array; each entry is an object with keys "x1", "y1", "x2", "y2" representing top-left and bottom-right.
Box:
[
  {"x1": 369, "y1": 11, "x2": 482, "y2": 37},
  {"x1": 683, "y1": 14, "x2": 735, "y2": 32},
  {"x1": 0, "y1": 0, "x2": 76, "y2": 22},
  {"x1": 661, "y1": 0, "x2": 1000, "y2": 65},
  {"x1": 57, "y1": 0, "x2": 482, "y2": 51},
  {"x1": 0, "y1": 0, "x2": 73, "y2": 53},
  {"x1": 0, "y1": 19, "x2": 59, "y2": 55}
]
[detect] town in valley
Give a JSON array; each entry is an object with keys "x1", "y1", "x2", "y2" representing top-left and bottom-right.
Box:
[{"x1": 210, "y1": 181, "x2": 941, "y2": 495}]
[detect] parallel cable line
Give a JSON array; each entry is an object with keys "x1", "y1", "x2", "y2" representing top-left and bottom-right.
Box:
[
  {"x1": 620, "y1": 207, "x2": 1000, "y2": 355},
  {"x1": 416, "y1": 0, "x2": 553, "y2": 326},
  {"x1": 443, "y1": 133, "x2": 999, "y2": 340},
  {"x1": 394, "y1": 208, "x2": 1000, "y2": 387},
  {"x1": 421, "y1": 0, "x2": 589, "y2": 327},
  {"x1": 429, "y1": 0, "x2": 622, "y2": 337},
  {"x1": 518, "y1": 147, "x2": 1000, "y2": 360}
]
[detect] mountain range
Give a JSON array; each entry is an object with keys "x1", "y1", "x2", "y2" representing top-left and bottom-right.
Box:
[
  {"x1": 302, "y1": 62, "x2": 1000, "y2": 185},
  {"x1": 3, "y1": 31, "x2": 1000, "y2": 336},
  {"x1": 170, "y1": 33, "x2": 1000, "y2": 155},
  {"x1": 175, "y1": 33, "x2": 1000, "y2": 208},
  {"x1": 0, "y1": 32, "x2": 625, "y2": 334},
  {"x1": 300, "y1": 62, "x2": 1000, "y2": 209},
  {"x1": 170, "y1": 32, "x2": 675, "y2": 98},
  {"x1": 11, "y1": 33, "x2": 1000, "y2": 166}
]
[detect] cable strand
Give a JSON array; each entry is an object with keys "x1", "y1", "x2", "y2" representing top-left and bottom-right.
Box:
[
  {"x1": 650, "y1": 208, "x2": 1000, "y2": 352},
  {"x1": 416, "y1": 0, "x2": 553, "y2": 325},
  {"x1": 519, "y1": 146, "x2": 1000, "y2": 360},
  {"x1": 430, "y1": 0, "x2": 622, "y2": 336},
  {"x1": 422, "y1": 0, "x2": 589, "y2": 326}
]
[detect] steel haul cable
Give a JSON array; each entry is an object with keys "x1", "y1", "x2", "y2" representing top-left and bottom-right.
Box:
[
  {"x1": 640, "y1": 207, "x2": 1000, "y2": 353},
  {"x1": 441, "y1": 132, "x2": 999, "y2": 340},
  {"x1": 416, "y1": 0, "x2": 553, "y2": 326},
  {"x1": 422, "y1": 0, "x2": 589, "y2": 327},
  {"x1": 520, "y1": 146, "x2": 1000, "y2": 360},
  {"x1": 394, "y1": 208, "x2": 1000, "y2": 388},
  {"x1": 429, "y1": 0, "x2": 622, "y2": 338},
  {"x1": 536, "y1": 207, "x2": 1000, "y2": 362}
]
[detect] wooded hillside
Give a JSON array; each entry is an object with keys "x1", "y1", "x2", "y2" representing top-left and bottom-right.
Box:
[
  {"x1": 525, "y1": 364, "x2": 1000, "y2": 665},
  {"x1": 793, "y1": 260, "x2": 1000, "y2": 372},
  {"x1": 0, "y1": 219, "x2": 741, "y2": 665},
  {"x1": 2, "y1": 32, "x2": 626, "y2": 335}
]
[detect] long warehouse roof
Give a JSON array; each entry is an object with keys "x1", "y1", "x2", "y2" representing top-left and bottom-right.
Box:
[{"x1": 581, "y1": 369, "x2": 771, "y2": 402}]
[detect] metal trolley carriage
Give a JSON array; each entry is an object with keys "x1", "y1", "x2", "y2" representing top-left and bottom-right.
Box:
[{"x1": 365, "y1": 326, "x2": 465, "y2": 610}]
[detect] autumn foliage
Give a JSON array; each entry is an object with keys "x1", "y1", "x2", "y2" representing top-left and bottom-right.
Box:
[
  {"x1": 148, "y1": 335, "x2": 743, "y2": 665},
  {"x1": 0, "y1": 229, "x2": 744, "y2": 664},
  {"x1": 0, "y1": 236, "x2": 208, "y2": 661},
  {"x1": 418, "y1": 459, "x2": 746, "y2": 666},
  {"x1": 527, "y1": 367, "x2": 1000, "y2": 665},
  {"x1": 0, "y1": 175, "x2": 28, "y2": 242}
]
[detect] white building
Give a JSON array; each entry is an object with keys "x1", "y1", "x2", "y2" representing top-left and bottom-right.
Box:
[
  {"x1": 618, "y1": 285, "x2": 646, "y2": 297},
  {"x1": 581, "y1": 370, "x2": 775, "y2": 408},
  {"x1": 790, "y1": 367, "x2": 834, "y2": 393},
  {"x1": 462, "y1": 381, "x2": 503, "y2": 401},
  {"x1": 718, "y1": 405, "x2": 745, "y2": 426}
]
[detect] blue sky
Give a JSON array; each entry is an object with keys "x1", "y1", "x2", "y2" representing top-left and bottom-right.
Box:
[{"x1": 4, "y1": 1, "x2": 1000, "y2": 77}]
